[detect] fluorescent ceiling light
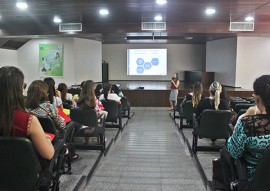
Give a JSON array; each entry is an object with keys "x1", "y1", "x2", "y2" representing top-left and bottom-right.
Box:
[
  {"x1": 245, "y1": 16, "x2": 254, "y2": 22},
  {"x1": 185, "y1": 37, "x2": 193, "y2": 40},
  {"x1": 53, "y1": 16, "x2": 62, "y2": 23},
  {"x1": 16, "y1": 2, "x2": 28, "y2": 9},
  {"x1": 154, "y1": 15, "x2": 162, "y2": 21},
  {"x1": 156, "y1": 0, "x2": 167, "y2": 5},
  {"x1": 99, "y1": 9, "x2": 109, "y2": 15},
  {"x1": 205, "y1": 8, "x2": 216, "y2": 15}
]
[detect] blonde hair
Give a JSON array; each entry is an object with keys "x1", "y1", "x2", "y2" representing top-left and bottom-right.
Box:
[
  {"x1": 192, "y1": 82, "x2": 203, "y2": 107},
  {"x1": 209, "y1": 81, "x2": 222, "y2": 110}
]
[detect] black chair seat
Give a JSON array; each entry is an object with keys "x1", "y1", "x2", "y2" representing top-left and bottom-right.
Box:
[
  {"x1": 192, "y1": 109, "x2": 232, "y2": 153},
  {"x1": 101, "y1": 99, "x2": 122, "y2": 129},
  {"x1": 0, "y1": 137, "x2": 64, "y2": 191},
  {"x1": 179, "y1": 100, "x2": 194, "y2": 129},
  {"x1": 70, "y1": 108, "x2": 106, "y2": 151}
]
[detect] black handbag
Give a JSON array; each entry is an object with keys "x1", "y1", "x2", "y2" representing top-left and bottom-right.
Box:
[{"x1": 212, "y1": 157, "x2": 225, "y2": 190}]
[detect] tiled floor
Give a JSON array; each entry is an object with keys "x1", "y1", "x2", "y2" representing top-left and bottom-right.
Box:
[{"x1": 84, "y1": 107, "x2": 206, "y2": 191}]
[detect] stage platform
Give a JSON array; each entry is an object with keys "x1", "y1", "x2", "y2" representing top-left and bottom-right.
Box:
[{"x1": 69, "y1": 81, "x2": 253, "y2": 107}]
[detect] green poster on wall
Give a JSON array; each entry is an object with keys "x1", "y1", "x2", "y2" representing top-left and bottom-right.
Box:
[{"x1": 39, "y1": 44, "x2": 63, "y2": 77}]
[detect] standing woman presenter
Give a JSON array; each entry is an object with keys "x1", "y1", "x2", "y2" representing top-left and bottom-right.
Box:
[{"x1": 169, "y1": 72, "x2": 180, "y2": 111}]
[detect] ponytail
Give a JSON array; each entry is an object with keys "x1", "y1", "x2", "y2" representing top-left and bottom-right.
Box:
[
  {"x1": 214, "y1": 89, "x2": 221, "y2": 110},
  {"x1": 209, "y1": 81, "x2": 222, "y2": 110}
]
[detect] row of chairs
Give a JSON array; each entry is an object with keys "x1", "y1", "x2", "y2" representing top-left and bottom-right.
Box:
[
  {"x1": 0, "y1": 98, "x2": 131, "y2": 190},
  {"x1": 0, "y1": 122, "x2": 74, "y2": 190},
  {"x1": 174, "y1": 96, "x2": 270, "y2": 190},
  {"x1": 175, "y1": 99, "x2": 232, "y2": 153}
]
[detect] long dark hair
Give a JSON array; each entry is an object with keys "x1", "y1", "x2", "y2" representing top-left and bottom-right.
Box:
[
  {"x1": 192, "y1": 81, "x2": 203, "y2": 107},
  {"x1": 103, "y1": 83, "x2": 112, "y2": 100},
  {"x1": 253, "y1": 75, "x2": 270, "y2": 115},
  {"x1": 26, "y1": 80, "x2": 49, "y2": 109},
  {"x1": 58, "y1": 83, "x2": 68, "y2": 100},
  {"x1": 0, "y1": 66, "x2": 25, "y2": 136},
  {"x1": 43, "y1": 77, "x2": 56, "y2": 104},
  {"x1": 77, "y1": 80, "x2": 96, "y2": 109},
  {"x1": 95, "y1": 83, "x2": 103, "y2": 98},
  {"x1": 111, "y1": 84, "x2": 120, "y2": 95}
]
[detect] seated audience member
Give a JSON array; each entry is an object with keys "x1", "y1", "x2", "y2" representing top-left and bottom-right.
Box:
[
  {"x1": 180, "y1": 85, "x2": 193, "y2": 107},
  {"x1": 99, "y1": 83, "x2": 121, "y2": 104},
  {"x1": 44, "y1": 77, "x2": 64, "y2": 110},
  {"x1": 195, "y1": 81, "x2": 229, "y2": 122},
  {"x1": 111, "y1": 84, "x2": 124, "y2": 97},
  {"x1": 192, "y1": 81, "x2": 204, "y2": 108},
  {"x1": 26, "y1": 80, "x2": 66, "y2": 131},
  {"x1": 76, "y1": 80, "x2": 107, "y2": 143},
  {"x1": 58, "y1": 83, "x2": 74, "y2": 109},
  {"x1": 0, "y1": 66, "x2": 54, "y2": 160},
  {"x1": 194, "y1": 81, "x2": 229, "y2": 145},
  {"x1": 95, "y1": 83, "x2": 103, "y2": 99},
  {"x1": 221, "y1": 75, "x2": 270, "y2": 190},
  {"x1": 78, "y1": 80, "x2": 108, "y2": 119},
  {"x1": 220, "y1": 86, "x2": 230, "y2": 108}
]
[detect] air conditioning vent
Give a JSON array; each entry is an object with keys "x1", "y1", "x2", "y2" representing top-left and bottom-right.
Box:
[
  {"x1": 229, "y1": 22, "x2": 254, "y2": 31},
  {"x1": 59, "y1": 23, "x2": 82, "y2": 32},
  {"x1": 141, "y1": 22, "x2": 166, "y2": 30}
]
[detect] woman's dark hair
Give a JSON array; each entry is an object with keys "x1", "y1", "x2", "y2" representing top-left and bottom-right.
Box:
[
  {"x1": 0, "y1": 66, "x2": 25, "y2": 136},
  {"x1": 95, "y1": 83, "x2": 103, "y2": 98},
  {"x1": 77, "y1": 80, "x2": 96, "y2": 109},
  {"x1": 43, "y1": 77, "x2": 56, "y2": 104},
  {"x1": 253, "y1": 75, "x2": 270, "y2": 115},
  {"x1": 26, "y1": 80, "x2": 49, "y2": 109},
  {"x1": 220, "y1": 86, "x2": 230, "y2": 107},
  {"x1": 192, "y1": 81, "x2": 203, "y2": 107},
  {"x1": 58, "y1": 83, "x2": 68, "y2": 101},
  {"x1": 103, "y1": 83, "x2": 112, "y2": 100},
  {"x1": 111, "y1": 84, "x2": 120, "y2": 96}
]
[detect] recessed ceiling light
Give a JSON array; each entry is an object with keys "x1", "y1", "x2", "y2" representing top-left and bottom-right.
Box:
[
  {"x1": 154, "y1": 15, "x2": 162, "y2": 21},
  {"x1": 156, "y1": 0, "x2": 167, "y2": 5},
  {"x1": 16, "y1": 2, "x2": 28, "y2": 9},
  {"x1": 53, "y1": 16, "x2": 62, "y2": 23},
  {"x1": 205, "y1": 8, "x2": 216, "y2": 15},
  {"x1": 99, "y1": 9, "x2": 109, "y2": 15},
  {"x1": 245, "y1": 16, "x2": 254, "y2": 22}
]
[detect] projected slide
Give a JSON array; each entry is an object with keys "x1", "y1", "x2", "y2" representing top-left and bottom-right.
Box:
[{"x1": 127, "y1": 49, "x2": 167, "y2": 75}]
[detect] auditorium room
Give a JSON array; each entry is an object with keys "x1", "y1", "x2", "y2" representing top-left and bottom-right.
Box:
[{"x1": 1, "y1": 1, "x2": 270, "y2": 191}]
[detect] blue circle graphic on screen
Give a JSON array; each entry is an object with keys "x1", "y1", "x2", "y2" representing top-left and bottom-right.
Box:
[
  {"x1": 136, "y1": 66, "x2": 144, "y2": 74},
  {"x1": 151, "y1": 58, "x2": 159, "y2": 66},
  {"x1": 144, "y1": 62, "x2": 152, "y2": 70},
  {"x1": 136, "y1": 58, "x2": 144, "y2": 65}
]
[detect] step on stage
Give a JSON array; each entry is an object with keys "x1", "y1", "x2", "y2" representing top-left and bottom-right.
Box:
[{"x1": 110, "y1": 81, "x2": 253, "y2": 107}]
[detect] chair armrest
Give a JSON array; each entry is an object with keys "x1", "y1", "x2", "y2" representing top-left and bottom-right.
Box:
[
  {"x1": 48, "y1": 139, "x2": 64, "y2": 171},
  {"x1": 60, "y1": 122, "x2": 74, "y2": 141}
]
